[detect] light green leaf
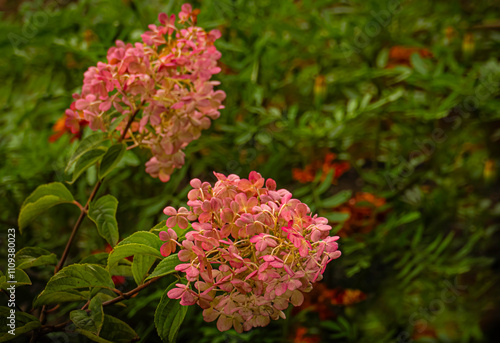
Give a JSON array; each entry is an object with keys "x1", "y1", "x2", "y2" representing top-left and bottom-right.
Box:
[
  {"x1": 323, "y1": 212, "x2": 350, "y2": 223},
  {"x1": 66, "y1": 132, "x2": 108, "y2": 171},
  {"x1": 98, "y1": 143, "x2": 126, "y2": 179},
  {"x1": 88, "y1": 195, "x2": 119, "y2": 247},
  {"x1": 321, "y1": 190, "x2": 352, "y2": 208},
  {"x1": 21, "y1": 182, "x2": 74, "y2": 208},
  {"x1": 376, "y1": 48, "x2": 389, "y2": 69},
  {"x1": 18, "y1": 183, "x2": 76, "y2": 233},
  {"x1": 0, "y1": 306, "x2": 40, "y2": 341},
  {"x1": 108, "y1": 243, "x2": 162, "y2": 271},
  {"x1": 15, "y1": 247, "x2": 58, "y2": 269},
  {"x1": 314, "y1": 170, "x2": 334, "y2": 196},
  {"x1": 119, "y1": 231, "x2": 163, "y2": 249},
  {"x1": 71, "y1": 147, "x2": 107, "y2": 183},
  {"x1": 410, "y1": 53, "x2": 429, "y2": 76},
  {"x1": 146, "y1": 254, "x2": 181, "y2": 281},
  {"x1": 132, "y1": 254, "x2": 157, "y2": 285},
  {"x1": 155, "y1": 282, "x2": 188, "y2": 343}
]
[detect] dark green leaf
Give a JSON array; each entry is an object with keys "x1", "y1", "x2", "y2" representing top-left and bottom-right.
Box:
[
  {"x1": 66, "y1": 132, "x2": 108, "y2": 171},
  {"x1": 34, "y1": 290, "x2": 88, "y2": 307},
  {"x1": 155, "y1": 282, "x2": 188, "y2": 343},
  {"x1": 98, "y1": 143, "x2": 126, "y2": 179},
  {"x1": 15, "y1": 247, "x2": 58, "y2": 269},
  {"x1": 0, "y1": 306, "x2": 40, "y2": 341},
  {"x1": 71, "y1": 147, "x2": 107, "y2": 183},
  {"x1": 99, "y1": 314, "x2": 139, "y2": 343},
  {"x1": 70, "y1": 297, "x2": 103, "y2": 335},
  {"x1": 0, "y1": 269, "x2": 31, "y2": 291},
  {"x1": 35, "y1": 264, "x2": 114, "y2": 305}
]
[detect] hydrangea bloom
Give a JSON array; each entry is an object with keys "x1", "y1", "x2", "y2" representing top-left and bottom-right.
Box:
[
  {"x1": 63, "y1": 4, "x2": 225, "y2": 182},
  {"x1": 160, "y1": 171, "x2": 341, "y2": 333}
]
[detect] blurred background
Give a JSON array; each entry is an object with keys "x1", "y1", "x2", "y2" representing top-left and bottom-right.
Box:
[{"x1": 1, "y1": 0, "x2": 500, "y2": 342}]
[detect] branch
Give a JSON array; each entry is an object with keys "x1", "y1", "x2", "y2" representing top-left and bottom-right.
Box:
[{"x1": 39, "y1": 276, "x2": 164, "y2": 335}]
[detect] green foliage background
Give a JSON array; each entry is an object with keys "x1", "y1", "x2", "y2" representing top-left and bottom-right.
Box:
[{"x1": 1, "y1": 0, "x2": 500, "y2": 342}]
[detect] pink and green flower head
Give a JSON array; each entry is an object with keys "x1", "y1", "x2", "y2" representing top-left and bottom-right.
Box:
[
  {"x1": 159, "y1": 171, "x2": 341, "y2": 333},
  {"x1": 63, "y1": 3, "x2": 225, "y2": 182}
]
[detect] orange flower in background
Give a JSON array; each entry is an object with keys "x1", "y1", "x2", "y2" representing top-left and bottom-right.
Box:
[
  {"x1": 49, "y1": 116, "x2": 88, "y2": 143},
  {"x1": 330, "y1": 288, "x2": 367, "y2": 306},
  {"x1": 293, "y1": 152, "x2": 350, "y2": 184},
  {"x1": 294, "y1": 282, "x2": 366, "y2": 320},
  {"x1": 386, "y1": 46, "x2": 433, "y2": 69},
  {"x1": 292, "y1": 326, "x2": 321, "y2": 343},
  {"x1": 336, "y1": 192, "x2": 387, "y2": 237}
]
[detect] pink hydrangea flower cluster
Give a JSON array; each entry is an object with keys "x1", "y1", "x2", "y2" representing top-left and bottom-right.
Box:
[
  {"x1": 64, "y1": 4, "x2": 225, "y2": 182},
  {"x1": 159, "y1": 172, "x2": 341, "y2": 333}
]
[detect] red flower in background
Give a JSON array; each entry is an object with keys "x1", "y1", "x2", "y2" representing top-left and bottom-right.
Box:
[
  {"x1": 386, "y1": 46, "x2": 433, "y2": 69},
  {"x1": 293, "y1": 153, "x2": 350, "y2": 184}
]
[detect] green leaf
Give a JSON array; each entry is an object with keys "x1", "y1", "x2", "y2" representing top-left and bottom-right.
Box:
[
  {"x1": 18, "y1": 182, "x2": 76, "y2": 233},
  {"x1": 376, "y1": 48, "x2": 389, "y2": 69},
  {"x1": 71, "y1": 147, "x2": 107, "y2": 183},
  {"x1": 132, "y1": 254, "x2": 157, "y2": 285},
  {"x1": 0, "y1": 306, "x2": 40, "y2": 341},
  {"x1": 321, "y1": 190, "x2": 352, "y2": 208},
  {"x1": 0, "y1": 269, "x2": 31, "y2": 291},
  {"x1": 108, "y1": 244, "x2": 162, "y2": 271},
  {"x1": 88, "y1": 195, "x2": 119, "y2": 247},
  {"x1": 155, "y1": 282, "x2": 189, "y2": 343},
  {"x1": 314, "y1": 170, "x2": 334, "y2": 196},
  {"x1": 35, "y1": 264, "x2": 114, "y2": 305},
  {"x1": 34, "y1": 290, "x2": 88, "y2": 307},
  {"x1": 80, "y1": 253, "x2": 109, "y2": 265},
  {"x1": 66, "y1": 132, "x2": 108, "y2": 171},
  {"x1": 21, "y1": 182, "x2": 74, "y2": 208},
  {"x1": 323, "y1": 212, "x2": 350, "y2": 223},
  {"x1": 99, "y1": 314, "x2": 139, "y2": 343},
  {"x1": 410, "y1": 53, "x2": 429, "y2": 76},
  {"x1": 98, "y1": 143, "x2": 126, "y2": 179},
  {"x1": 75, "y1": 328, "x2": 114, "y2": 343},
  {"x1": 119, "y1": 231, "x2": 163, "y2": 249},
  {"x1": 70, "y1": 297, "x2": 104, "y2": 335},
  {"x1": 15, "y1": 247, "x2": 58, "y2": 269},
  {"x1": 146, "y1": 254, "x2": 181, "y2": 281}
]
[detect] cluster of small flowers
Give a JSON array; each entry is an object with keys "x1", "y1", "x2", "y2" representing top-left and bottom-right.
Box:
[
  {"x1": 64, "y1": 4, "x2": 225, "y2": 181},
  {"x1": 159, "y1": 171, "x2": 341, "y2": 332}
]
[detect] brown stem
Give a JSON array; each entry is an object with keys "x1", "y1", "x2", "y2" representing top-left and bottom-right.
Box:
[
  {"x1": 36, "y1": 105, "x2": 143, "y2": 335},
  {"x1": 120, "y1": 103, "x2": 144, "y2": 141}
]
